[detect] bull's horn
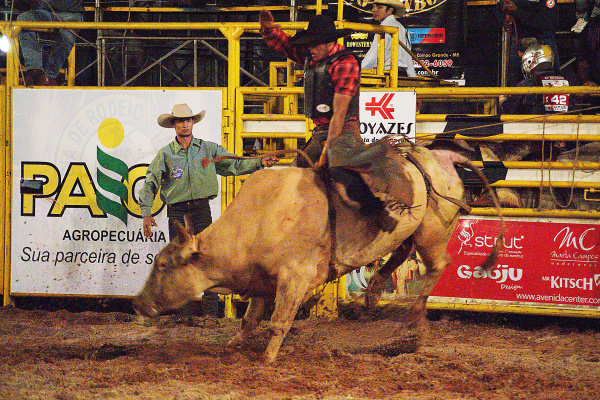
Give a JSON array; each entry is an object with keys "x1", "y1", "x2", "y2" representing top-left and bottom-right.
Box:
[
  {"x1": 173, "y1": 218, "x2": 191, "y2": 241},
  {"x1": 183, "y1": 214, "x2": 194, "y2": 236}
]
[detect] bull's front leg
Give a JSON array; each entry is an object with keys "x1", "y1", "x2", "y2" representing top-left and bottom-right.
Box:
[
  {"x1": 227, "y1": 297, "x2": 272, "y2": 349},
  {"x1": 264, "y1": 268, "x2": 313, "y2": 363}
]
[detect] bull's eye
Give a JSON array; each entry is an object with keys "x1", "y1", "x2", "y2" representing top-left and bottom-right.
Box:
[{"x1": 157, "y1": 262, "x2": 168, "y2": 271}]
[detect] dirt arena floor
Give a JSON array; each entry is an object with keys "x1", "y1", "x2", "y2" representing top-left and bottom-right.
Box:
[{"x1": 1, "y1": 299, "x2": 599, "y2": 400}]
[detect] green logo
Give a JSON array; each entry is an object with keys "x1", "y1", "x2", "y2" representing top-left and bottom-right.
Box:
[{"x1": 95, "y1": 118, "x2": 128, "y2": 225}]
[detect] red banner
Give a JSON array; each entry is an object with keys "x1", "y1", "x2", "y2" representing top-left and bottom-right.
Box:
[{"x1": 431, "y1": 218, "x2": 600, "y2": 308}]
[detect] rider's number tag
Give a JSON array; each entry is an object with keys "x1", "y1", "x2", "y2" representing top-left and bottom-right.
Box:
[{"x1": 541, "y1": 76, "x2": 569, "y2": 113}]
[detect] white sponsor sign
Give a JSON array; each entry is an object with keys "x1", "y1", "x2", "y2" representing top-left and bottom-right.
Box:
[
  {"x1": 359, "y1": 90, "x2": 416, "y2": 144},
  {"x1": 11, "y1": 89, "x2": 223, "y2": 296}
]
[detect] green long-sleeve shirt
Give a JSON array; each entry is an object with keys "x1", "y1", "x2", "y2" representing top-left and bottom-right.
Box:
[{"x1": 138, "y1": 136, "x2": 262, "y2": 217}]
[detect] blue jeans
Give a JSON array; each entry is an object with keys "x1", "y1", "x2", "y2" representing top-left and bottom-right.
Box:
[{"x1": 17, "y1": 9, "x2": 83, "y2": 78}]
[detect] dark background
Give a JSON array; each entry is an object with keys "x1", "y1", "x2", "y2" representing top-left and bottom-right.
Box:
[{"x1": 0, "y1": 0, "x2": 582, "y2": 87}]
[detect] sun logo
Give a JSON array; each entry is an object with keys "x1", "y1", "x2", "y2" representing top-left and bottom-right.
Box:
[{"x1": 96, "y1": 118, "x2": 129, "y2": 225}]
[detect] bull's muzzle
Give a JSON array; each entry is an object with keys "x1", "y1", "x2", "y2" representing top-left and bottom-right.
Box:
[{"x1": 132, "y1": 295, "x2": 160, "y2": 317}]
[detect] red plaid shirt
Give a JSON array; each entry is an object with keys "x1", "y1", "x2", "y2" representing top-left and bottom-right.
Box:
[{"x1": 262, "y1": 26, "x2": 360, "y2": 126}]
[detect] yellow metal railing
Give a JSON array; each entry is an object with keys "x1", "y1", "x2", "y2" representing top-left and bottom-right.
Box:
[
  {"x1": 83, "y1": 4, "x2": 326, "y2": 13},
  {"x1": 2, "y1": 20, "x2": 401, "y2": 87},
  {"x1": 0, "y1": 18, "x2": 404, "y2": 313},
  {"x1": 2, "y1": 84, "x2": 11, "y2": 307},
  {"x1": 1, "y1": 85, "x2": 5, "y2": 303},
  {"x1": 235, "y1": 86, "x2": 600, "y2": 223},
  {"x1": 235, "y1": 86, "x2": 310, "y2": 196},
  {"x1": 2, "y1": 18, "x2": 600, "y2": 315}
]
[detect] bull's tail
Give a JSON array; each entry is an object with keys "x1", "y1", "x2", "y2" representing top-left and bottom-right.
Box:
[
  {"x1": 201, "y1": 148, "x2": 315, "y2": 168},
  {"x1": 452, "y1": 157, "x2": 505, "y2": 270}
]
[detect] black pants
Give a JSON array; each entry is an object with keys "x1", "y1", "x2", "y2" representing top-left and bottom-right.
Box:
[
  {"x1": 166, "y1": 198, "x2": 219, "y2": 317},
  {"x1": 167, "y1": 198, "x2": 212, "y2": 239}
]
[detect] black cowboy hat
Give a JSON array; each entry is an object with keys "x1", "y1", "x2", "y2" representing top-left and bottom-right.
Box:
[{"x1": 290, "y1": 14, "x2": 353, "y2": 46}]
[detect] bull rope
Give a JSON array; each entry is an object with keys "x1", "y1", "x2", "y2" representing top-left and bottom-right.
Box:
[
  {"x1": 200, "y1": 148, "x2": 315, "y2": 169},
  {"x1": 538, "y1": 114, "x2": 547, "y2": 211},
  {"x1": 546, "y1": 113, "x2": 580, "y2": 208},
  {"x1": 415, "y1": 105, "x2": 600, "y2": 140},
  {"x1": 402, "y1": 150, "x2": 472, "y2": 215},
  {"x1": 453, "y1": 158, "x2": 506, "y2": 270},
  {"x1": 389, "y1": 137, "x2": 505, "y2": 268}
]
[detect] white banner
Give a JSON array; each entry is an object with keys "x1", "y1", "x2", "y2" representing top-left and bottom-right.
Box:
[
  {"x1": 11, "y1": 89, "x2": 223, "y2": 296},
  {"x1": 360, "y1": 90, "x2": 416, "y2": 144}
]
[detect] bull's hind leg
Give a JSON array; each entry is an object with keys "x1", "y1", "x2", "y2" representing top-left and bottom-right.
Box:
[
  {"x1": 411, "y1": 240, "x2": 451, "y2": 316},
  {"x1": 365, "y1": 239, "x2": 413, "y2": 309},
  {"x1": 227, "y1": 296, "x2": 273, "y2": 349},
  {"x1": 378, "y1": 240, "x2": 451, "y2": 356},
  {"x1": 410, "y1": 199, "x2": 460, "y2": 319}
]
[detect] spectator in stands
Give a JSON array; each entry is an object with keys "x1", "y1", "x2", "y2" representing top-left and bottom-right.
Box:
[
  {"x1": 500, "y1": 0, "x2": 558, "y2": 87},
  {"x1": 15, "y1": 0, "x2": 85, "y2": 86},
  {"x1": 576, "y1": 15, "x2": 600, "y2": 87},
  {"x1": 501, "y1": 43, "x2": 569, "y2": 115},
  {"x1": 555, "y1": 16, "x2": 600, "y2": 210},
  {"x1": 361, "y1": 0, "x2": 416, "y2": 77},
  {"x1": 575, "y1": 14, "x2": 600, "y2": 115},
  {"x1": 572, "y1": 0, "x2": 600, "y2": 33}
]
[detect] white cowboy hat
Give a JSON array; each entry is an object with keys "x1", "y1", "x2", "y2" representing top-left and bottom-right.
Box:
[
  {"x1": 371, "y1": 0, "x2": 406, "y2": 17},
  {"x1": 157, "y1": 104, "x2": 206, "y2": 128}
]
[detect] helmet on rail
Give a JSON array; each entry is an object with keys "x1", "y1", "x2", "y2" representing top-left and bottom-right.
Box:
[{"x1": 521, "y1": 44, "x2": 554, "y2": 79}]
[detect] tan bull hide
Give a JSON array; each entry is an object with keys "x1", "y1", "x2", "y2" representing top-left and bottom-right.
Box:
[{"x1": 133, "y1": 146, "x2": 503, "y2": 363}]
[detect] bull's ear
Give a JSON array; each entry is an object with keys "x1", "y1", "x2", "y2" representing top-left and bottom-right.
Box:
[
  {"x1": 183, "y1": 214, "x2": 194, "y2": 236},
  {"x1": 174, "y1": 219, "x2": 190, "y2": 242}
]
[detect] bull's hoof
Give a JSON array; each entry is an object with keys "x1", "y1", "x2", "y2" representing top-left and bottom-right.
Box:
[
  {"x1": 364, "y1": 293, "x2": 381, "y2": 310},
  {"x1": 200, "y1": 316, "x2": 220, "y2": 328},
  {"x1": 261, "y1": 353, "x2": 277, "y2": 364},
  {"x1": 226, "y1": 336, "x2": 243, "y2": 349},
  {"x1": 136, "y1": 315, "x2": 155, "y2": 327},
  {"x1": 365, "y1": 277, "x2": 385, "y2": 309}
]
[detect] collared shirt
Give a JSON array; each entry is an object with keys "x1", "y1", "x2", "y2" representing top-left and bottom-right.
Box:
[
  {"x1": 361, "y1": 15, "x2": 415, "y2": 77},
  {"x1": 262, "y1": 26, "x2": 360, "y2": 126},
  {"x1": 138, "y1": 136, "x2": 262, "y2": 217}
]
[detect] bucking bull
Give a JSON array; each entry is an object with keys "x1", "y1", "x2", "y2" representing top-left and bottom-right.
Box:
[{"x1": 133, "y1": 143, "x2": 504, "y2": 363}]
